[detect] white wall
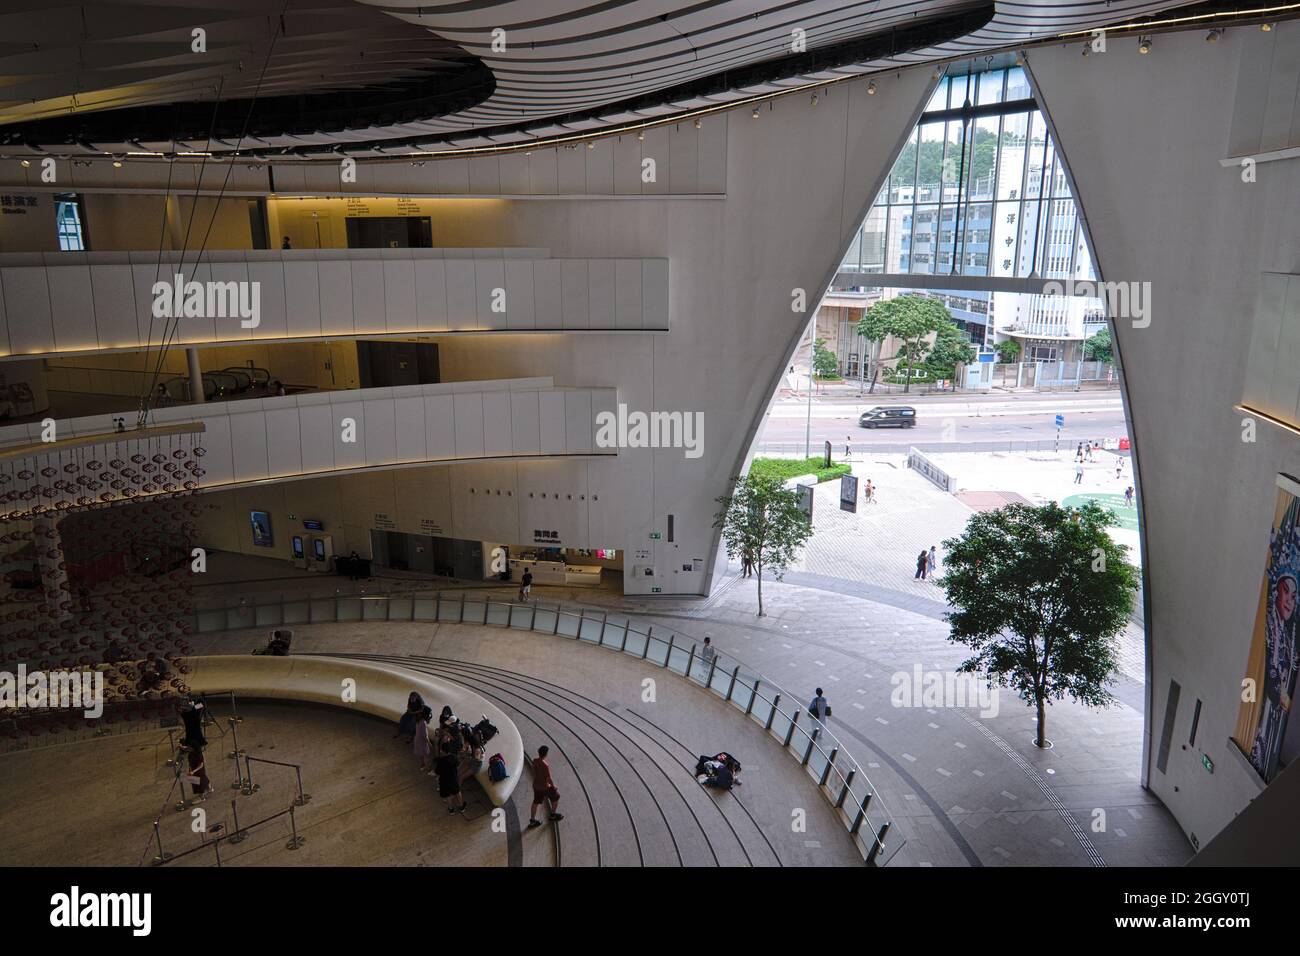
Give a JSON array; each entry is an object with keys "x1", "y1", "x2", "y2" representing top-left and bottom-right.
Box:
[
  {"x1": 1029, "y1": 22, "x2": 1300, "y2": 847},
  {"x1": 0, "y1": 248, "x2": 667, "y2": 359}
]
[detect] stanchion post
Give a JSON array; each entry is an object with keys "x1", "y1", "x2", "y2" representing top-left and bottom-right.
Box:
[
  {"x1": 228, "y1": 799, "x2": 247, "y2": 844},
  {"x1": 294, "y1": 765, "x2": 311, "y2": 806},
  {"x1": 150, "y1": 821, "x2": 172, "y2": 865},
  {"x1": 228, "y1": 691, "x2": 241, "y2": 724},
  {"x1": 227, "y1": 717, "x2": 244, "y2": 760},
  {"x1": 286, "y1": 804, "x2": 305, "y2": 850},
  {"x1": 819, "y1": 747, "x2": 838, "y2": 786},
  {"x1": 241, "y1": 755, "x2": 260, "y2": 796},
  {"x1": 835, "y1": 769, "x2": 855, "y2": 809},
  {"x1": 866, "y1": 822, "x2": 890, "y2": 865}
]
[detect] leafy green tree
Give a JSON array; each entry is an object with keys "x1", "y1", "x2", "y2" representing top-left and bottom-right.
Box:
[
  {"x1": 714, "y1": 474, "x2": 813, "y2": 617},
  {"x1": 940, "y1": 501, "x2": 1138, "y2": 748},
  {"x1": 995, "y1": 339, "x2": 1021, "y2": 363},
  {"x1": 812, "y1": 338, "x2": 839, "y2": 379},
  {"x1": 924, "y1": 323, "x2": 976, "y2": 382},
  {"x1": 856, "y1": 294, "x2": 953, "y2": 392},
  {"x1": 1083, "y1": 328, "x2": 1113, "y2": 364}
]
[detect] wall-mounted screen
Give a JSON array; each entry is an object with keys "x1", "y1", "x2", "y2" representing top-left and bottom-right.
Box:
[
  {"x1": 250, "y1": 511, "x2": 274, "y2": 548},
  {"x1": 291, "y1": 536, "x2": 304, "y2": 559},
  {"x1": 303, "y1": 520, "x2": 324, "y2": 531},
  {"x1": 313, "y1": 539, "x2": 326, "y2": 561}
]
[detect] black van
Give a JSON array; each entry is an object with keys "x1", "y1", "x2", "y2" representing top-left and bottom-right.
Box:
[{"x1": 858, "y1": 406, "x2": 917, "y2": 428}]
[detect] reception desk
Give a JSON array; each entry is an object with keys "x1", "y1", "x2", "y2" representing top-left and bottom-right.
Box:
[{"x1": 508, "y1": 557, "x2": 602, "y2": 587}]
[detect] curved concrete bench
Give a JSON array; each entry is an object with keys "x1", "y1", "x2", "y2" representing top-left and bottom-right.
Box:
[{"x1": 182, "y1": 655, "x2": 524, "y2": 806}]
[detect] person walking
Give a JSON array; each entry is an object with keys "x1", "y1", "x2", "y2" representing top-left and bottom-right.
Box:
[
  {"x1": 518, "y1": 567, "x2": 533, "y2": 602},
  {"x1": 808, "y1": 688, "x2": 830, "y2": 741},
  {"x1": 1085, "y1": 442, "x2": 1095, "y2": 462},
  {"x1": 927, "y1": 545, "x2": 939, "y2": 579},
  {"x1": 915, "y1": 549, "x2": 929, "y2": 580},
  {"x1": 413, "y1": 705, "x2": 433, "y2": 772},
  {"x1": 741, "y1": 550, "x2": 753, "y2": 578},
  {"x1": 1075, "y1": 442, "x2": 1084, "y2": 462},
  {"x1": 844, "y1": 436, "x2": 852, "y2": 461},
  {"x1": 1125, "y1": 485, "x2": 1135, "y2": 507},
  {"x1": 1115, "y1": 457, "x2": 1124, "y2": 480},
  {"x1": 1074, "y1": 460, "x2": 1085, "y2": 485},
  {"x1": 527, "y1": 745, "x2": 564, "y2": 828},
  {"x1": 698, "y1": 635, "x2": 716, "y2": 681}
]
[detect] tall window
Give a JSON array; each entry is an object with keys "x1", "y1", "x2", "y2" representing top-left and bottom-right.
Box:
[
  {"x1": 55, "y1": 195, "x2": 85, "y2": 251},
  {"x1": 841, "y1": 65, "x2": 1094, "y2": 286}
]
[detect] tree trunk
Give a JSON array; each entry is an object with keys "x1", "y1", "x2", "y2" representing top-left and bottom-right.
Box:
[
  {"x1": 904, "y1": 343, "x2": 913, "y2": 393},
  {"x1": 756, "y1": 565, "x2": 765, "y2": 617},
  {"x1": 1034, "y1": 695, "x2": 1047, "y2": 748}
]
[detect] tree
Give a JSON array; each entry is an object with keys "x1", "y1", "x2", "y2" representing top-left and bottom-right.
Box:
[
  {"x1": 995, "y1": 339, "x2": 1021, "y2": 363},
  {"x1": 714, "y1": 474, "x2": 813, "y2": 617},
  {"x1": 1083, "y1": 328, "x2": 1113, "y2": 364},
  {"x1": 940, "y1": 501, "x2": 1138, "y2": 748},
  {"x1": 856, "y1": 294, "x2": 952, "y2": 393},
  {"x1": 812, "y1": 338, "x2": 839, "y2": 379},
  {"x1": 924, "y1": 322, "x2": 976, "y2": 383}
]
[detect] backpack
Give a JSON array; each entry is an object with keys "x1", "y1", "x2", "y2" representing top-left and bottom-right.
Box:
[
  {"x1": 488, "y1": 753, "x2": 508, "y2": 782},
  {"x1": 473, "y1": 717, "x2": 498, "y2": 747}
]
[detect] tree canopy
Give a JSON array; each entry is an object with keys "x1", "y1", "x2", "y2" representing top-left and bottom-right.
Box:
[
  {"x1": 714, "y1": 474, "x2": 813, "y2": 617},
  {"x1": 857, "y1": 294, "x2": 957, "y2": 392},
  {"x1": 1083, "y1": 328, "x2": 1113, "y2": 364},
  {"x1": 940, "y1": 501, "x2": 1138, "y2": 747}
]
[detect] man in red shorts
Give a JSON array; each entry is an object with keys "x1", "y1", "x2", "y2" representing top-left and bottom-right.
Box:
[{"x1": 527, "y1": 744, "x2": 564, "y2": 829}]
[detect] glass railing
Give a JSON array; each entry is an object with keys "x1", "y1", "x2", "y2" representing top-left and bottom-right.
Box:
[{"x1": 194, "y1": 589, "x2": 905, "y2": 865}]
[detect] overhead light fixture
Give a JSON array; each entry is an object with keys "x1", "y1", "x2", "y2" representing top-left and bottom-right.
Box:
[
  {"x1": 112, "y1": 160, "x2": 123, "y2": 168},
  {"x1": 19, "y1": 159, "x2": 30, "y2": 168},
  {"x1": 751, "y1": 107, "x2": 760, "y2": 119},
  {"x1": 1206, "y1": 29, "x2": 1221, "y2": 43},
  {"x1": 637, "y1": 130, "x2": 644, "y2": 141},
  {"x1": 811, "y1": 93, "x2": 819, "y2": 106},
  {"x1": 693, "y1": 117, "x2": 701, "y2": 129},
  {"x1": 1262, "y1": 22, "x2": 1274, "y2": 31},
  {"x1": 1138, "y1": 36, "x2": 1152, "y2": 53},
  {"x1": 1081, "y1": 42, "x2": 1090, "y2": 57},
  {"x1": 586, "y1": 141, "x2": 595, "y2": 149},
  {"x1": 867, "y1": 80, "x2": 877, "y2": 95}
]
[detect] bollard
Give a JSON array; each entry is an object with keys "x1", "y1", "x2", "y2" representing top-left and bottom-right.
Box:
[
  {"x1": 150, "y1": 821, "x2": 172, "y2": 865},
  {"x1": 228, "y1": 800, "x2": 247, "y2": 844},
  {"x1": 294, "y1": 765, "x2": 312, "y2": 806},
  {"x1": 227, "y1": 717, "x2": 245, "y2": 760},
  {"x1": 286, "y1": 803, "x2": 305, "y2": 850}
]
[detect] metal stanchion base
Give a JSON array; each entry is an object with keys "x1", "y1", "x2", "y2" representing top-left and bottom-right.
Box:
[
  {"x1": 294, "y1": 793, "x2": 312, "y2": 806},
  {"x1": 151, "y1": 852, "x2": 173, "y2": 865},
  {"x1": 241, "y1": 783, "x2": 260, "y2": 796},
  {"x1": 174, "y1": 799, "x2": 192, "y2": 812},
  {"x1": 230, "y1": 778, "x2": 247, "y2": 790},
  {"x1": 227, "y1": 831, "x2": 247, "y2": 845},
  {"x1": 227, "y1": 749, "x2": 245, "y2": 759},
  {"x1": 285, "y1": 836, "x2": 305, "y2": 850}
]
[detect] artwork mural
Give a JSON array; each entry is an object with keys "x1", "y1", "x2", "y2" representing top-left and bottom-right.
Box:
[{"x1": 1234, "y1": 475, "x2": 1300, "y2": 783}]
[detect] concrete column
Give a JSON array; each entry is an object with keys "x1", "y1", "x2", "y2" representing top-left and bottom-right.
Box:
[{"x1": 186, "y1": 347, "x2": 204, "y2": 403}]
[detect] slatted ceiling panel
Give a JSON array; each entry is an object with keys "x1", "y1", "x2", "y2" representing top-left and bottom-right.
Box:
[{"x1": 1, "y1": 1, "x2": 1203, "y2": 162}]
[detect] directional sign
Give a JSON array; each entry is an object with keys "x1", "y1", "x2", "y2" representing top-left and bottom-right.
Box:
[{"x1": 1055, "y1": 414, "x2": 1065, "y2": 429}]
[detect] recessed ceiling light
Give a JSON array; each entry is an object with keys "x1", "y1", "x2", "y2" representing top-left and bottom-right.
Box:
[
  {"x1": 1262, "y1": 22, "x2": 1274, "y2": 32},
  {"x1": 19, "y1": 159, "x2": 30, "y2": 168},
  {"x1": 112, "y1": 160, "x2": 123, "y2": 168}
]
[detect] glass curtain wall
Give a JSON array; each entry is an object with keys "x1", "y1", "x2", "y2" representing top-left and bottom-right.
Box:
[{"x1": 840, "y1": 65, "x2": 1094, "y2": 287}]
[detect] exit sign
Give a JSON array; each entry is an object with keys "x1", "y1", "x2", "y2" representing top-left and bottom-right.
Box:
[
  {"x1": 1202, "y1": 753, "x2": 1214, "y2": 774},
  {"x1": 651, "y1": 587, "x2": 662, "y2": 593},
  {"x1": 649, "y1": 532, "x2": 662, "y2": 540}
]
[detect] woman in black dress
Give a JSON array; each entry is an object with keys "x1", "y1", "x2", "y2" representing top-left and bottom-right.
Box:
[{"x1": 434, "y1": 727, "x2": 465, "y2": 813}]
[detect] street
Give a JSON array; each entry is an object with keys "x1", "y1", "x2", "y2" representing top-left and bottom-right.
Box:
[{"x1": 757, "y1": 390, "x2": 1129, "y2": 453}]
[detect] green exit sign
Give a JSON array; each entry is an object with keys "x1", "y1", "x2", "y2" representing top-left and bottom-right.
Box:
[
  {"x1": 1202, "y1": 754, "x2": 1214, "y2": 773},
  {"x1": 651, "y1": 587, "x2": 662, "y2": 593},
  {"x1": 649, "y1": 532, "x2": 662, "y2": 540}
]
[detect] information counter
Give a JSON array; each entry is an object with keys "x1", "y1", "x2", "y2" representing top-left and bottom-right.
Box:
[{"x1": 508, "y1": 556, "x2": 602, "y2": 587}]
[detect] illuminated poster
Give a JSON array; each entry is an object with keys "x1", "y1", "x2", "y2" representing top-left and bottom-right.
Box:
[
  {"x1": 250, "y1": 510, "x2": 274, "y2": 548},
  {"x1": 1234, "y1": 474, "x2": 1300, "y2": 783}
]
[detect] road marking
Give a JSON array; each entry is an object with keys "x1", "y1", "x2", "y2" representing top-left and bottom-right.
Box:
[
  {"x1": 936, "y1": 767, "x2": 952, "y2": 777},
  {"x1": 928, "y1": 722, "x2": 939, "y2": 729},
  {"x1": 972, "y1": 770, "x2": 985, "y2": 777},
  {"x1": 954, "y1": 741, "x2": 966, "y2": 749},
  {"x1": 875, "y1": 717, "x2": 889, "y2": 725},
  {"x1": 1000, "y1": 790, "x2": 1018, "y2": 801},
  {"x1": 902, "y1": 753, "x2": 917, "y2": 762},
  {"x1": 852, "y1": 702, "x2": 865, "y2": 710}
]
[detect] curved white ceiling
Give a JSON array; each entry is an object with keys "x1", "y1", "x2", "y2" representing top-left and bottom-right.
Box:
[{"x1": 0, "y1": 1, "x2": 1218, "y2": 158}]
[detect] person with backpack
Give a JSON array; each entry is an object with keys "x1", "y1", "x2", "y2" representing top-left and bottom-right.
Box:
[
  {"x1": 527, "y1": 745, "x2": 563, "y2": 829},
  {"x1": 519, "y1": 568, "x2": 533, "y2": 602}
]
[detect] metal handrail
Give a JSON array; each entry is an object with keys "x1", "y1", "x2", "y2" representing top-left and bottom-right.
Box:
[{"x1": 194, "y1": 589, "x2": 904, "y2": 866}]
